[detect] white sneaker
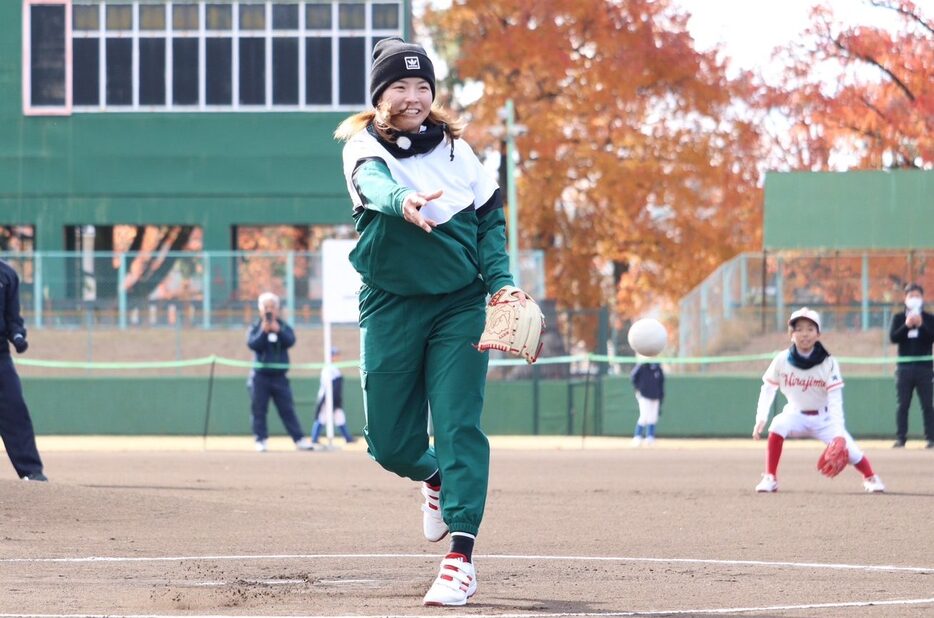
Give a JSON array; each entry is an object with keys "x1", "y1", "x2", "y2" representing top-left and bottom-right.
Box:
[
  {"x1": 755, "y1": 473, "x2": 778, "y2": 492},
  {"x1": 421, "y1": 483, "x2": 448, "y2": 542},
  {"x1": 644, "y1": 436, "x2": 656, "y2": 446},
  {"x1": 294, "y1": 437, "x2": 316, "y2": 451},
  {"x1": 254, "y1": 439, "x2": 268, "y2": 453},
  {"x1": 631, "y1": 436, "x2": 643, "y2": 447},
  {"x1": 863, "y1": 475, "x2": 886, "y2": 493},
  {"x1": 423, "y1": 553, "x2": 477, "y2": 606}
]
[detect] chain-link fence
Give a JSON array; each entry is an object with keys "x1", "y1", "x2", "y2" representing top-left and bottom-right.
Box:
[
  {"x1": 679, "y1": 250, "x2": 934, "y2": 368},
  {"x1": 4, "y1": 249, "x2": 546, "y2": 330}
]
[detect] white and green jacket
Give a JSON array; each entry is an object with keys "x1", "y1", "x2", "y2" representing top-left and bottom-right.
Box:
[{"x1": 341, "y1": 125, "x2": 513, "y2": 297}]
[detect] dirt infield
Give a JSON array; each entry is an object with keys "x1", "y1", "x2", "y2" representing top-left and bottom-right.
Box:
[{"x1": 1, "y1": 438, "x2": 933, "y2": 617}]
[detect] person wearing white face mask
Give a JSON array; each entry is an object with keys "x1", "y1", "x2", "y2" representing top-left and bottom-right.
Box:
[{"x1": 889, "y1": 283, "x2": 934, "y2": 449}]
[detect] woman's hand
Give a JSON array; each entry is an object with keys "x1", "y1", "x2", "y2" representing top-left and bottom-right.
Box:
[{"x1": 402, "y1": 189, "x2": 442, "y2": 233}]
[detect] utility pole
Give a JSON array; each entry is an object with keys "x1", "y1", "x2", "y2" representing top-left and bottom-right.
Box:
[{"x1": 501, "y1": 99, "x2": 525, "y2": 288}]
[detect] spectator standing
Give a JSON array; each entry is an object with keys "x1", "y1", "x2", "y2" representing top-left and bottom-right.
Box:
[
  {"x1": 246, "y1": 292, "x2": 315, "y2": 452},
  {"x1": 889, "y1": 283, "x2": 934, "y2": 448}
]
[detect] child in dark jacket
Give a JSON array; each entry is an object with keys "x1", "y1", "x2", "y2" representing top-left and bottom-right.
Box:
[{"x1": 631, "y1": 362, "x2": 665, "y2": 446}]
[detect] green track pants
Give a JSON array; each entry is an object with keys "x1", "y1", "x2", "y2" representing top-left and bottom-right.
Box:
[{"x1": 358, "y1": 278, "x2": 490, "y2": 536}]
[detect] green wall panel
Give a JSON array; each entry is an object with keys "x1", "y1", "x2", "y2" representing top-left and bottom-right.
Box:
[
  {"x1": 0, "y1": 2, "x2": 355, "y2": 251},
  {"x1": 599, "y1": 375, "x2": 916, "y2": 439},
  {"x1": 21, "y1": 374, "x2": 923, "y2": 439},
  {"x1": 764, "y1": 170, "x2": 933, "y2": 251},
  {"x1": 482, "y1": 380, "x2": 535, "y2": 434}
]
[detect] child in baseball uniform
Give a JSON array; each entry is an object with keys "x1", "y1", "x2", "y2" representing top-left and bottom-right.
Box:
[
  {"x1": 311, "y1": 348, "x2": 355, "y2": 444},
  {"x1": 335, "y1": 37, "x2": 528, "y2": 606},
  {"x1": 630, "y1": 361, "x2": 664, "y2": 446},
  {"x1": 752, "y1": 307, "x2": 885, "y2": 493}
]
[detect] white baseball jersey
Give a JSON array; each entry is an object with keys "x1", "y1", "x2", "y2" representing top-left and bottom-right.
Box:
[
  {"x1": 755, "y1": 350, "x2": 844, "y2": 424},
  {"x1": 755, "y1": 349, "x2": 863, "y2": 462}
]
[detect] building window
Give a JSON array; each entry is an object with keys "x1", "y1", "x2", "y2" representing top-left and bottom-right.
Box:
[
  {"x1": 24, "y1": 0, "x2": 405, "y2": 114},
  {"x1": 24, "y1": 1, "x2": 70, "y2": 114}
]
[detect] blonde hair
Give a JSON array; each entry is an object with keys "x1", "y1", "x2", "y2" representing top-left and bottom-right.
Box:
[{"x1": 334, "y1": 102, "x2": 466, "y2": 144}]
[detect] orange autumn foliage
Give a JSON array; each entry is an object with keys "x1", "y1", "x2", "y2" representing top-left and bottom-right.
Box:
[
  {"x1": 422, "y1": 0, "x2": 763, "y2": 323},
  {"x1": 766, "y1": 0, "x2": 932, "y2": 170}
]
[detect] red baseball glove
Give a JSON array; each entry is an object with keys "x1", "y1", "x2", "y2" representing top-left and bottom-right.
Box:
[{"x1": 817, "y1": 436, "x2": 849, "y2": 478}]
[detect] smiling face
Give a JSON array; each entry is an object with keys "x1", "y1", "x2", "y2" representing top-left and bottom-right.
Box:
[
  {"x1": 790, "y1": 318, "x2": 820, "y2": 354},
  {"x1": 379, "y1": 77, "x2": 433, "y2": 133}
]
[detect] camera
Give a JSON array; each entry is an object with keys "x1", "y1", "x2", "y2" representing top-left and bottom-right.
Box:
[{"x1": 265, "y1": 311, "x2": 273, "y2": 322}]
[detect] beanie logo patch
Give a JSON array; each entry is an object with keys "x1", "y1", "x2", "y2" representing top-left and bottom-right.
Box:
[{"x1": 404, "y1": 56, "x2": 421, "y2": 70}]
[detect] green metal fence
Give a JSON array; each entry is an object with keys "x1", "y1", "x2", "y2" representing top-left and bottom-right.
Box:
[
  {"x1": 3, "y1": 249, "x2": 546, "y2": 329},
  {"x1": 679, "y1": 250, "x2": 934, "y2": 360}
]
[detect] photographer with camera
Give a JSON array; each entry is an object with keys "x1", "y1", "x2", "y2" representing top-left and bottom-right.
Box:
[{"x1": 246, "y1": 292, "x2": 314, "y2": 452}]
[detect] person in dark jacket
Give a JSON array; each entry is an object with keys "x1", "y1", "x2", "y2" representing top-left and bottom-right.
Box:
[
  {"x1": 0, "y1": 260, "x2": 47, "y2": 481},
  {"x1": 246, "y1": 292, "x2": 314, "y2": 452},
  {"x1": 630, "y1": 361, "x2": 665, "y2": 446},
  {"x1": 889, "y1": 283, "x2": 934, "y2": 448}
]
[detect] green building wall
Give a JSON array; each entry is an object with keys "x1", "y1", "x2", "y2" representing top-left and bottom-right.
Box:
[
  {"x1": 23, "y1": 374, "x2": 917, "y2": 439},
  {"x1": 764, "y1": 170, "x2": 933, "y2": 251},
  {"x1": 0, "y1": 1, "x2": 356, "y2": 254}
]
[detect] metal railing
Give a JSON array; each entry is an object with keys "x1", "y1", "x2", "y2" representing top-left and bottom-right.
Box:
[
  {"x1": 2, "y1": 249, "x2": 546, "y2": 329},
  {"x1": 679, "y1": 250, "x2": 934, "y2": 358}
]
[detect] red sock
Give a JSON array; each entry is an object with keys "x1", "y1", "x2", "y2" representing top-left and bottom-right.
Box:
[
  {"x1": 854, "y1": 456, "x2": 875, "y2": 478},
  {"x1": 766, "y1": 433, "x2": 784, "y2": 476}
]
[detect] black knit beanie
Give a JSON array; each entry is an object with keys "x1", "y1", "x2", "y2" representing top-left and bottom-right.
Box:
[{"x1": 369, "y1": 37, "x2": 436, "y2": 106}]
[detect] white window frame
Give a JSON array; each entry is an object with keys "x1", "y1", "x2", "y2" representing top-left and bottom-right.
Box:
[
  {"x1": 23, "y1": 0, "x2": 73, "y2": 116},
  {"x1": 25, "y1": 0, "x2": 405, "y2": 115}
]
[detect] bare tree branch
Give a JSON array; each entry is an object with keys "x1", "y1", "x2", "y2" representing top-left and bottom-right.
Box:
[
  {"x1": 868, "y1": 0, "x2": 934, "y2": 37},
  {"x1": 127, "y1": 227, "x2": 194, "y2": 300},
  {"x1": 831, "y1": 36, "x2": 916, "y2": 101},
  {"x1": 858, "y1": 94, "x2": 892, "y2": 124},
  {"x1": 127, "y1": 226, "x2": 145, "y2": 254}
]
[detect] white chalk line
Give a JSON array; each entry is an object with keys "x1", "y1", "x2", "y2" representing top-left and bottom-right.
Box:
[
  {"x1": 2, "y1": 596, "x2": 934, "y2": 617},
  {"x1": 2, "y1": 554, "x2": 933, "y2": 616},
  {"x1": 1, "y1": 552, "x2": 932, "y2": 574}
]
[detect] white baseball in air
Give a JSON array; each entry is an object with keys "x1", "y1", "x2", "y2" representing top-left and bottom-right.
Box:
[{"x1": 627, "y1": 318, "x2": 668, "y2": 357}]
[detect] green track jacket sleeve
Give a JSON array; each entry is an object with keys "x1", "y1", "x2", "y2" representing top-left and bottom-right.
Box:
[
  {"x1": 476, "y1": 190, "x2": 514, "y2": 295},
  {"x1": 351, "y1": 160, "x2": 411, "y2": 217}
]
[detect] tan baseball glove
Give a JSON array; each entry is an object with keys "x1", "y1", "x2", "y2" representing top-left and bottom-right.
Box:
[
  {"x1": 817, "y1": 436, "x2": 849, "y2": 478},
  {"x1": 476, "y1": 286, "x2": 544, "y2": 364}
]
